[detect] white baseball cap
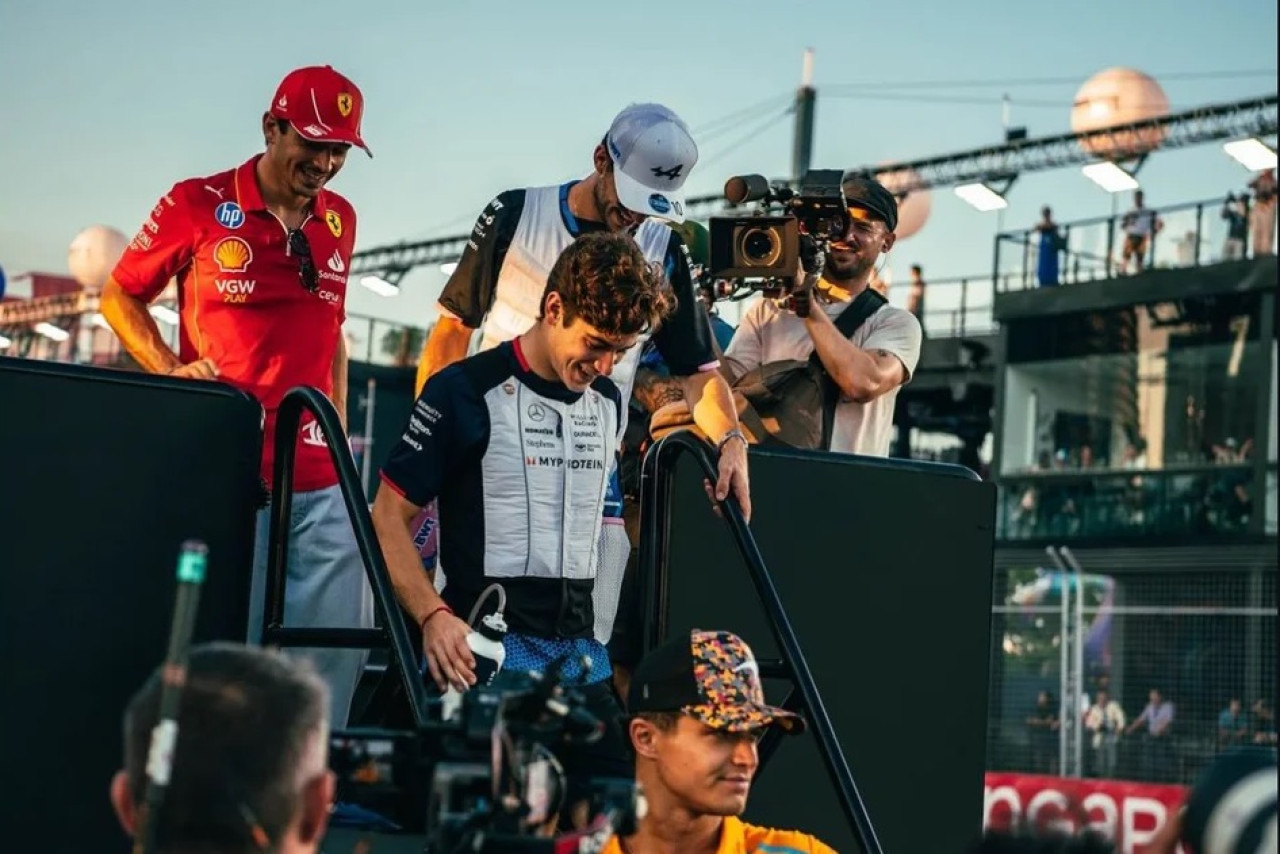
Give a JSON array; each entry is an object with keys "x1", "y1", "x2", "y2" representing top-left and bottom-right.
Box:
[{"x1": 605, "y1": 103, "x2": 698, "y2": 224}]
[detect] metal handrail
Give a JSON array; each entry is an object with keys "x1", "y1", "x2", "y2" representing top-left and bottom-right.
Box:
[
  {"x1": 264, "y1": 385, "x2": 431, "y2": 728},
  {"x1": 994, "y1": 193, "x2": 1265, "y2": 290},
  {"x1": 637, "y1": 431, "x2": 883, "y2": 854}
]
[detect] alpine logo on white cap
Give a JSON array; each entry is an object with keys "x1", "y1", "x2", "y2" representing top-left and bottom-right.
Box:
[{"x1": 606, "y1": 103, "x2": 699, "y2": 223}]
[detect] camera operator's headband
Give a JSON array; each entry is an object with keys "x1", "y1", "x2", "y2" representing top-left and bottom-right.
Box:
[
  {"x1": 842, "y1": 176, "x2": 899, "y2": 233},
  {"x1": 605, "y1": 103, "x2": 698, "y2": 224},
  {"x1": 628, "y1": 630, "x2": 805, "y2": 734}
]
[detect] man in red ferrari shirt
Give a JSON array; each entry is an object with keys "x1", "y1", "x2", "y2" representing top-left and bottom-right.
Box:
[{"x1": 101, "y1": 65, "x2": 374, "y2": 727}]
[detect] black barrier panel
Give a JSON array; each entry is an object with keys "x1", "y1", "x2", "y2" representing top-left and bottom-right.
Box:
[
  {"x1": 346, "y1": 361, "x2": 416, "y2": 502},
  {"x1": 0, "y1": 357, "x2": 263, "y2": 853},
  {"x1": 657, "y1": 447, "x2": 995, "y2": 854}
]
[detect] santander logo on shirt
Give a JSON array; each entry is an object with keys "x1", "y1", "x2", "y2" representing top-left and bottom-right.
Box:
[{"x1": 314, "y1": 247, "x2": 348, "y2": 306}]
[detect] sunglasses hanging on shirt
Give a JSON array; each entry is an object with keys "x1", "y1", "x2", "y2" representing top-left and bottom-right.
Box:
[{"x1": 288, "y1": 228, "x2": 319, "y2": 293}]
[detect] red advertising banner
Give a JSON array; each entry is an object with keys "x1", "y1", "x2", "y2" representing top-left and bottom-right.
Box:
[{"x1": 984, "y1": 773, "x2": 1190, "y2": 854}]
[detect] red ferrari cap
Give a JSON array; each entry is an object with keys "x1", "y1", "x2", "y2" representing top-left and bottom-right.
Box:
[{"x1": 269, "y1": 65, "x2": 371, "y2": 157}]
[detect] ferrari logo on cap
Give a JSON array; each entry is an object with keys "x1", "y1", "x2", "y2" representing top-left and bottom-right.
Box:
[
  {"x1": 337, "y1": 93, "x2": 353, "y2": 117},
  {"x1": 326, "y1": 210, "x2": 343, "y2": 238}
]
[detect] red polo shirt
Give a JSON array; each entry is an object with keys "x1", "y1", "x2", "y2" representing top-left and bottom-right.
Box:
[{"x1": 111, "y1": 155, "x2": 357, "y2": 492}]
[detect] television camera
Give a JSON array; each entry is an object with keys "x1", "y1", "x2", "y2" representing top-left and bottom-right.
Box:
[
  {"x1": 328, "y1": 662, "x2": 643, "y2": 853},
  {"x1": 706, "y1": 168, "x2": 851, "y2": 299}
]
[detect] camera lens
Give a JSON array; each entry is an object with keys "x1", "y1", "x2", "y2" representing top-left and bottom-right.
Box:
[{"x1": 738, "y1": 227, "x2": 781, "y2": 267}]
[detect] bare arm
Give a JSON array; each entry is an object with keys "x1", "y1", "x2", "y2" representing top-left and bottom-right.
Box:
[
  {"x1": 371, "y1": 484, "x2": 475, "y2": 690},
  {"x1": 681, "y1": 370, "x2": 739, "y2": 443},
  {"x1": 804, "y1": 306, "x2": 907, "y2": 403},
  {"x1": 415, "y1": 317, "x2": 473, "y2": 395},
  {"x1": 100, "y1": 278, "x2": 186, "y2": 375},
  {"x1": 680, "y1": 370, "x2": 751, "y2": 522},
  {"x1": 371, "y1": 487, "x2": 449, "y2": 624},
  {"x1": 331, "y1": 334, "x2": 349, "y2": 432}
]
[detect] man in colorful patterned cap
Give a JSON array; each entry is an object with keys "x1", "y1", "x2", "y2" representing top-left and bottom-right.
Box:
[
  {"x1": 604, "y1": 630, "x2": 836, "y2": 854},
  {"x1": 723, "y1": 175, "x2": 922, "y2": 457},
  {"x1": 101, "y1": 65, "x2": 374, "y2": 727}
]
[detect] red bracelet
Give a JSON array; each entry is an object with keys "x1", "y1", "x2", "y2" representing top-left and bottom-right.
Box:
[{"x1": 420, "y1": 605, "x2": 454, "y2": 633}]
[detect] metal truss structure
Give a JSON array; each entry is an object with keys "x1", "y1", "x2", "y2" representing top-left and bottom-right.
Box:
[
  {"x1": 850, "y1": 94, "x2": 1278, "y2": 193},
  {"x1": 350, "y1": 94, "x2": 1276, "y2": 279},
  {"x1": 5, "y1": 96, "x2": 1274, "y2": 322}
]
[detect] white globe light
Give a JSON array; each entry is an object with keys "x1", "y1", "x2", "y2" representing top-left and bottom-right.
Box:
[
  {"x1": 1070, "y1": 68, "x2": 1170, "y2": 158},
  {"x1": 67, "y1": 225, "x2": 129, "y2": 292},
  {"x1": 873, "y1": 167, "x2": 931, "y2": 240}
]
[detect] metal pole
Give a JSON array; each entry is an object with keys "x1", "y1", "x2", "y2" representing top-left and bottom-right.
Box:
[
  {"x1": 360, "y1": 375, "x2": 376, "y2": 496},
  {"x1": 792, "y1": 49, "x2": 817, "y2": 182},
  {"x1": 1061, "y1": 546, "x2": 1087, "y2": 778},
  {"x1": 1047, "y1": 545, "x2": 1070, "y2": 776}
]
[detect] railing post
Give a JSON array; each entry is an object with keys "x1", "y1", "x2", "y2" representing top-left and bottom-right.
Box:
[
  {"x1": 266, "y1": 386, "x2": 432, "y2": 728},
  {"x1": 1105, "y1": 214, "x2": 1116, "y2": 279},
  {"x1": 1194, "y1": 202, "x2": 1204, "y2": 267},
  {"x1": 1021, "y1": 232, "x2": 1030, "y2": 289},
  {"x1": 1064, "y1": 225, "x2": 1074, "y2": 284}
]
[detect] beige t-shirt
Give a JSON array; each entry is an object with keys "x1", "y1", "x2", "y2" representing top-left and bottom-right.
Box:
[{"x1": 723, "y1": 293, "x2": 922, "y2": 456}]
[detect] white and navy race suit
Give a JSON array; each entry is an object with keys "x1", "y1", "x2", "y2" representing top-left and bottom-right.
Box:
[
  {"x1": 437, "y1": 182, "x2": 720, "y2": 411},
  {"x1": 380, "y1": 339, "x2": 624, "y2": 680},
  {"x1": 434, "y1": 182, "x2": 720, "y2": 650}
]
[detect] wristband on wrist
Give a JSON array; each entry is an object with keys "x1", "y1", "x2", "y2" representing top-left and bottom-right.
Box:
[
  {"x1": 419, "y1": 605, "x2": 454, "y2": 633},
  {"x1": 716, "y1": 428, "x2": 748, "y2": 454}
]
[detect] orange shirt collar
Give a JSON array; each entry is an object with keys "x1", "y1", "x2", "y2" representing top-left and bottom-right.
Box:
[{"x1": 716, "y1": 816, "x2": 747, "y2": 854}]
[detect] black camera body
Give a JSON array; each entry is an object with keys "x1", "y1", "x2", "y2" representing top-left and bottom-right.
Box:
[
  {"x1": 328, "y1": 666, "x2": 642, "y2": 852},
  {"x1": 707, "y1": 169, "x2": 849, "y2": 285}
]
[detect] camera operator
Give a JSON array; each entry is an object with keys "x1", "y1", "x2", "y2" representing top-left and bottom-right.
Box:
[
  {"x1": 371, "y1": 231, "x2": 675, "y2": 813},
  {"x1": 604, "y1": 630, "x2": 836, "y2": 854},
  {"x1": 722, "y1": 177, "x2": 922, "y2": 457},
  {"x1": 110, "y1": 642, "x2": 334, "y2": 854}
]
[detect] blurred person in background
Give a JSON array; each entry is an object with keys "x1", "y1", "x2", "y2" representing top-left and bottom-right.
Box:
[
  {"x1": 906, "y1": 263, "x2": 927, "y2": 329},
  {"x1": 1084, "y1": 688, "x2": 1126, "y2": 778},
  {"x1": 1119, "y1": 190, "x2": 1162, "y2": 275},
  {"x1": 1248, "y1": 169, "x2": 1276, "y2": 256},
  {"x1": 1222, "y1": 192, "x2": 1249, "y2": 260},
  {"x1": 1035, "y1": 206, "x2": 1063, "y2": 286},
  {"x1": 110, "y1": 643, "x2": 333, "y2": 854}
]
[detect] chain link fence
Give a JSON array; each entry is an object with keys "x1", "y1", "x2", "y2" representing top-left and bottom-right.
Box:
[{"x1": 986, "y1": 548, "x2": 1277, "y2": 786}]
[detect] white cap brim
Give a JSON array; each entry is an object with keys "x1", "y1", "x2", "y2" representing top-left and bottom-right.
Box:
[{"x1": 611, "y1": 157, "x2": 688, "y2": 224}]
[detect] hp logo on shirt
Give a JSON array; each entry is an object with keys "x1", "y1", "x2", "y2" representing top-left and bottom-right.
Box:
[{"x1": 214, "y1": 201, "x2": 245, "y2": 230}]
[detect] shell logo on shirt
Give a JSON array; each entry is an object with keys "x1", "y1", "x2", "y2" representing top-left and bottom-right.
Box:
[
  {"x1": 325, "y1": 210, "x2": 343, "y2": 238},
  {"x1": 213, "y1": 237, "x2": 253, "y2": 273}
]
